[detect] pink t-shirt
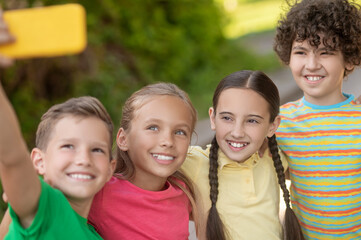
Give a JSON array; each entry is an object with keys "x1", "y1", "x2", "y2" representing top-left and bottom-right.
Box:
[{"x1": 88, "y1": 176, "x2": 191, "y2": 240}]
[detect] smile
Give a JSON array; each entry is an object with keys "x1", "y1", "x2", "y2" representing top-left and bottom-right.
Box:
[
  {"x1": 228, "y1": 141, "x2": 248, "y2": 148},
  {"x1": 305, "y1": 75, "x2": 324, "y2": 81},
  {"x1": 152, "y1": 154, "x2": 175, "y2": 161},
  {"x1": 68, "y1": 173, "x2": 94, "y2": 180}
]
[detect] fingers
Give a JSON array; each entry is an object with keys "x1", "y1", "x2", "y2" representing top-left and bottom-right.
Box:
[
  {"x1": 0, "y1": 8, "x2": 15, "y2": 45},
  {"x1": 0, "y1": 8, "x2": 15, "y2": 67},
  {"x1": 0, "y1": 55, "x2": 13, "y2": 68}
]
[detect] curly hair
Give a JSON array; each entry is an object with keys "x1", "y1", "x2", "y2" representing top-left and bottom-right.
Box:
[{"x1": 274, "y1": 0, "x2": 361, "y2": 75}]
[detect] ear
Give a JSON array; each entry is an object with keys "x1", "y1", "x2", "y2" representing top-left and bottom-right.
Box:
[
  {"x1": 209, "y1": 107, "x2": 216, "y2": 131},
  {"x1": 345, "y1": 62, "x2": 355, "y2": 74},
  {"x1": 267, "y1": 116, "x2": 281, "y2": 138},
  {"x1": 31, "y1": 148, "x2": 45, "y2": 175},
  {"x1": 116, "y1": 128, "x2": 129, "y2": 151}
]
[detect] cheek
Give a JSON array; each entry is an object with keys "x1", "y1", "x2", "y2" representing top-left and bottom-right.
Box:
[
  {"x1": 250, "y1": 127, "x2": 268, "y2": 141},
  {"x1": 289, "y1": 58, "x2": 302, "y2": 72},
  {"x1": 179, "y1": 138, "x2": 191, "y2": 154},
  {"x1": 214, "y1": 122, "x2": 229, "y2": 137}
]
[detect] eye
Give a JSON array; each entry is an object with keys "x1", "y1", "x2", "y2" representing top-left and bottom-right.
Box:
[
  {"x1": 147, "y1": 125, "x2": 159, "y2": 131},
  {"x1": 92, "y1": 148, "x2": 106, "y2": 154},
  {"x1": 221, "y1": 116, "x2": 232, "y2": 121},
  {"x1": 293, "y1": 50, "x2": 305, "y2": 55},
  {"x1": 320, "y1": 51, "x2": 333, "y2": 55},
  {"x1": 247, "y1": 119, "x2": 259, "y2": 124},
  {"x1": 175, "y1": 129, "x2": 187, "y2": 136},
  {"x1": 61, "y1": 144, "x2": 74, "y2": 149}
]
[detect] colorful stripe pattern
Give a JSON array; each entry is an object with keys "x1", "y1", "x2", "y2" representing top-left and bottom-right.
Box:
[{"x1": 277, "y1": 95, "x2": 361, "y2": 239}]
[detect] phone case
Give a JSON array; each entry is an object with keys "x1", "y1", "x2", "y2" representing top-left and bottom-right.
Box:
[{"x1": 0, "y1": 4, "x2": 87, "y2": 58}]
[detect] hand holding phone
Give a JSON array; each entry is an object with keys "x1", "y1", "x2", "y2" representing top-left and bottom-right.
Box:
[{"x1": 0, "y1": 4, "x2": 87, "y2": 59}]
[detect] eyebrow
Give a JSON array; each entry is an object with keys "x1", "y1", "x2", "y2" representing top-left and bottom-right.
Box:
[
  {"x1": 219, "y1": 112, "x2": 264, "y2": 119},
  {"x1": 144, "y1": 118, "x2": 192, "y2": 132},
  {"x1": 177, "y1": 124, "x2": 192, "y2": 132},
  {"x1": 219, "y1": 111, "x2": 234, "y2": 115},
  {"x1": 292, "y1": 45, "x2": 334, "y2": 52},
  {"x1": 292, "y1": 45, "x2": 307, "y2": 51},
  {"x1": 59, "y1": 138, "x2": 109, "y2": 147},
  {"x1": 248, "y1": 114, "x2": 264, "y2": 119}
]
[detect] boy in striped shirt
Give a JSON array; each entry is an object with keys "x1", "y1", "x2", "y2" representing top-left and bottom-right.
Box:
[{"x1": 273, "y1": 0, "x2": 361, "y2": 239}]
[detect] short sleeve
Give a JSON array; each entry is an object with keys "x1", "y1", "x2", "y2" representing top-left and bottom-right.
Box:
[{"x1": 8, "y1": 178, "x2": 49, "y2": 235}]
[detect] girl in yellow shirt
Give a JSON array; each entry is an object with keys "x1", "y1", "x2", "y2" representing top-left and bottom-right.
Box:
[{"x1": 182, "y1": 70, "x2": 304, "y2": 240}]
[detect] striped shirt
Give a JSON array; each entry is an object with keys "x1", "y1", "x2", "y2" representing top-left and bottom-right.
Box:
[{"x1": 276, "y1": 94, "x2": 361, "y2": 240}]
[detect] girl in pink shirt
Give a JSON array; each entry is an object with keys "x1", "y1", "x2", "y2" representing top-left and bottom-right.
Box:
[{"x1": 88, "y1": 83, "x2": 203, "y2": 240}]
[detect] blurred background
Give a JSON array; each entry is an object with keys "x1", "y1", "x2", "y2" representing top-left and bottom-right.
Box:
[
  {"x1": 3, "y1": 0, "x2": 360, "y2": 222},
  {"x1": 0, "y1": 0, "x2": 288, "y2": 218}
]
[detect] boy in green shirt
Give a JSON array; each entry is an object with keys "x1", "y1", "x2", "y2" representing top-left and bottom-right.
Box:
[{"x1": 0, "y1": 83, "x2": 116, "y2": 239}]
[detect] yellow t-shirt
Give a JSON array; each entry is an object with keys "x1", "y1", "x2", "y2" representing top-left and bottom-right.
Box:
[{"x1": 181, "y1": 145, "x2": 288, "y2": 240}]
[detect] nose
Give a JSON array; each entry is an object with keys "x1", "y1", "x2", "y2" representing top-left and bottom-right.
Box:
[
  {"x1": 160, "y1": 131, "x2": 174, "y2": 148},
  {"x1": 231, "y1": 122, "x2": 245, "y2": 138},
  {"x1": 75, "y1": 149, "x2": 92, "y2": 166},
  {"x1": 305, "y1": 54, "x2": 321, "y2": 70}
]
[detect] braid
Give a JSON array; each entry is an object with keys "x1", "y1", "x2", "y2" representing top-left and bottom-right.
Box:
[
  {"x1": 206, "y1": 136, "x2": 226, "y2": 240},
  {"x1": 209, "y1": 137, "x2": 220, "y2": 207},
  {"x1": 268, "y1": 135, "x2": 290, "y2": 208},
  {"x1": 268, "y1": 135, "x2": 305, "y2": 240}
]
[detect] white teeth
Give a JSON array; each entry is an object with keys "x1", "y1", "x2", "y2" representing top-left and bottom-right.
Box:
[
  {"x1": 229, "y1": 142, "x2": 247, "y2": 148},
  {"x1": 152, "y1": 154, "x2": 174, "y2": 161},
  {"x1": 306, "y1": 76, "x2": 322, "y2": 81},
  {"x1": 69, "y1": 174, "x2": 92, "y2": 180}
]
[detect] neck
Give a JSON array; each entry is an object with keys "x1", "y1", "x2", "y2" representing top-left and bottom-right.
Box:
[
  {"x1": 129, "y1": 174, "x2": 168, "y2": 191},
  {"x1": 304, "y1": 90, "x2": 346, "y2": 106},
  {"x1": 67, "y1": 197, "x2": 93, "y2": 218}
]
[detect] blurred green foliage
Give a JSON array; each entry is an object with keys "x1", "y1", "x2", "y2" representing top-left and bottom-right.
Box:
[{"x1": 0, "y1": 0, "x2": 280, "y2": 218}]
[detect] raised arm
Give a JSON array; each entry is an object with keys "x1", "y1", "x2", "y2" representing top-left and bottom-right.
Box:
[{"x1": 0, "y1": 83, "x2": 40, "y2": 228}]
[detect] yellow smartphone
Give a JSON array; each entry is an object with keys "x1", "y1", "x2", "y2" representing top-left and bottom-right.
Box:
[{"x1": 0, "y1": 4, "x2": 87, "y2": 58}]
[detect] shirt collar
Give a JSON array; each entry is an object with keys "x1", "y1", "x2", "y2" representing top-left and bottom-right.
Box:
[{"x1": 218, "y1": 149, "x2": 260, "y2": 170}]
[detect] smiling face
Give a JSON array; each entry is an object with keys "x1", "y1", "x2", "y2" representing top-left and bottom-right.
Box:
[
  {"x1": 210, "y1": 88, "x2": 279, "y2": 163},
  {"x1": 289, "y1": 39, "x2": 353, "y2": 105},
  {"x1": 33, "y1": 116, "x2": 115, "y2": 206},
  {"x1": 117, "y1": 95, "x2": 193, "y2": 191}
]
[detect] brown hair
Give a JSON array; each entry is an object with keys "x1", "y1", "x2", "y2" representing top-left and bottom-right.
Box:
[
  {"x1": 274, "y1": 0, "x2": 361, "y2": 76},
  {"x1": 207, "y1": 70, "x2": 304, "y2": 240},
  {"x1": 114, "y1": 82, "x2": 203, "y2": 237},
  {"x1": 36, "y1": 96, "x2": 114, "y2": 157}
]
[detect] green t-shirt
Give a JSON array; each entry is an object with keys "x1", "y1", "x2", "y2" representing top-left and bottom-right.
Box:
[{"x1": 5, "y1": 178, "x2": 102, "y2": 239}]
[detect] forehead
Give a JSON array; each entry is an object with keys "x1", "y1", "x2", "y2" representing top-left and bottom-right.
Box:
[
  {"x1": 217, "y1": 88, "x2": 269, "y2": 115},
  {"x1": 50, "y1": 116, "x2": 111, "y2": 144},
  {"x1": 133, "y1": 95, "x2": 194, "y2": 128},
  {"x1": 292, "y1": 35, "x2": 338, "y2": 50}
]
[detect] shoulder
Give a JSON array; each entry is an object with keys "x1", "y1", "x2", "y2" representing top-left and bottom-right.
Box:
[
  {"x1": 92, "y1": 176, "x2": 126, "y2": 201},
  {"x1": 186, "y1": 145, "x2": 209, "y2": 164},
  {"x1": 187, "y1": 145, "x2": 209, "y2": 156},
  {"x1": 7, "y1": 179, "x2": 83, "y2": 238},
  {"x1": 182, "y1": 146, "x2": 209, "y2": 180},
  {"x1": 280, "y1": 99, "x2": 305, "y2": 118},
  {"x1": 34, "y1": 179, "x2": 72, "y2": 215},
  {"x1": 280, "y1": 99, "x2": 303, "y2": 110},
  {"x1": 259, "y1": 149, "x2": 288, "y2": 172}
]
